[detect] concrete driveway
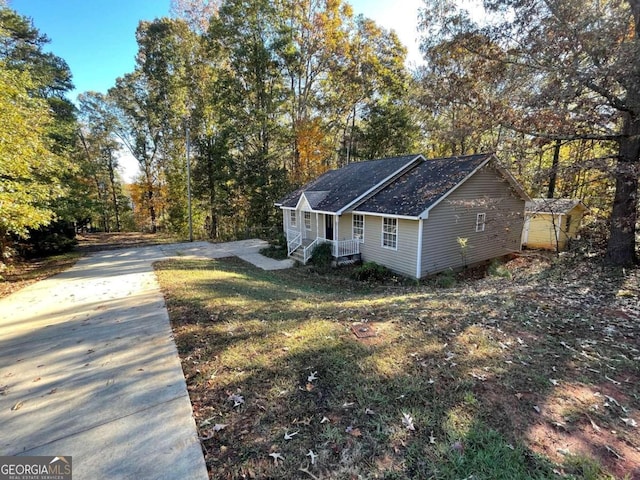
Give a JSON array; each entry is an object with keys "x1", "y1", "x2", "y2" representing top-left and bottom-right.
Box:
[{"x1": 0, "y1": 240, "x2": 292, "y2": 479}]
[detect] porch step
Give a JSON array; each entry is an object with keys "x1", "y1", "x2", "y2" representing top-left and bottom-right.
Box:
[{"x1": 290, "y1": 249, "x2": 305, "y2": 263}]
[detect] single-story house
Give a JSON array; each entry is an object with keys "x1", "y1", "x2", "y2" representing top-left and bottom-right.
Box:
[
  {"x1": 275, "y1": 153, "x2": 530, "y2": 279},
  {"x1": 521, "y1": 198, "x2": 589, "y2": 251}
]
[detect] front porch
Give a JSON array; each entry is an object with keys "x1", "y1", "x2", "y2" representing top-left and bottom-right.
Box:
[{"x1": 286, "y1": 229, "x2": 360, "y2": 265}]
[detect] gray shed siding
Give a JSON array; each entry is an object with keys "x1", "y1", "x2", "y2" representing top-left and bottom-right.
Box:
[
  {"x1": 420, "y1": 164, "x2": 525, "y2": 276},
  {"x1": 360, "y1": 216, "x2": 420, "y2": 278}
]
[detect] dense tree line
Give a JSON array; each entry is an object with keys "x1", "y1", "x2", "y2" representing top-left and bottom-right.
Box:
[
  {"x1": 0, "y1": 0, "x2": 638, "y2": 266},
  {"x1": 0, "y1": 6, "x2": 132, "y2": 266}
]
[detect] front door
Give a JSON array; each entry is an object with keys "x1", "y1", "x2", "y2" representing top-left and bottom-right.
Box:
[{"x1": 325, "y1": 214, "x2": 334, "y2": 240}]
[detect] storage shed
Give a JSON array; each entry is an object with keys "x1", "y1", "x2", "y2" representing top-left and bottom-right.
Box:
[{"x1": 522, "y1": 198, "x2": 588, "y2": 251}]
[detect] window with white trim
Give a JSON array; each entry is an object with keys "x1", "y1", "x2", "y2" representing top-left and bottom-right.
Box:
[
  {"x1": 353, "y1": 214, "x2": 364, "y2": 241},
  {"x1": 476, "y1": 213, "x2": 486, "y2": 232},
  {"x1": 290, "y1": 210, "x2": 297, "y2": 227},
  {"x1": 304, "y1": 211, "x2": 311, "y2": 230},
  {"x1": 382, "y1": 217, "x2": 397, "y2": 249}
]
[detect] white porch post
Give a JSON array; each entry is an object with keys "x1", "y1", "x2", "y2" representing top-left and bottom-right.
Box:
[
  {"x1": 334, "y1": 215, "x2": 339, "y2": 256},
  {"x1": 416, "y1": 219, "x2": 424, "y2": 279}
]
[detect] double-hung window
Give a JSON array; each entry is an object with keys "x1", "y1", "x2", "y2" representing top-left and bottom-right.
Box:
[
  {"x1": 304, "y1": 211, "x2": 311, "y2": 230},
  {"x1": 476, "y1": 213, "x2": 486, "y2": 232},
  {"x1": 290, "y1": 210, "x2": 297, "y2": 228},
  {"x1": 382, "y1": 217, "x2": 397, "y2": 249},
  {"x1": 353, "y1": 214, "x2": 364, "y2": 241}
]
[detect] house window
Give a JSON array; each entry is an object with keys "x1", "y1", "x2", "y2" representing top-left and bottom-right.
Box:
[
  {"x1": 565, "y1": 215, "x2": 572, "y2": 232},
  {"x1": 304, "y1": 211, "x2": 311, "y2": 230},
  {"x1": 476, "y1": 213, "x2": 486, "y2": 232},
  {"x1": 353, "y1": 214, "x2": 364, "y2": 241},
  {"x1": 382, "y1": 217, "x2": 397, "y2": 249},
  {"x1": 290, "y1": 210, "x2": 297, "y2": 227}
]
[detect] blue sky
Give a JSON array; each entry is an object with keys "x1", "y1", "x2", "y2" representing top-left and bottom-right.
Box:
[
  {"x1": 8, "y1": 0, "x2": 424, "y2": 102},
  {"x1": 9, "y1": 0, "x2": 170, "y2": 99}
]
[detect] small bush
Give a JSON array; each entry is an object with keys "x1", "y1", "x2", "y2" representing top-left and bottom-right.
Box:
[
  {"x1": 351, "y1": 261, "x2": 391, "y2": 282},
  {"x1": 434, "y1": 269, "x2": 456, "y2": 288},
  {"x1": 18, "y1": 222, "x2": 77, "y2": 258},
  {"x1": 310, "y1": 242, "x2": 333, "y2": 269},
  {"x1": 488, "y1": 259, "x2": 512, "y2": 279},
  {"x1": 259, "y1": 244, "x2": 288, "y2": 260}
]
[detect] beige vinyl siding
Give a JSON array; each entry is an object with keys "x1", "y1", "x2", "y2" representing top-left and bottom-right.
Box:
[
  {"x1": 360, "y1": 216, "x2": 420, "y2": 278},
  {"x1": 337, "y1": 214, "x2": 353, "y2": 241},
  {"x1": 421, "y1": 164, "x2": 525, "y2": 276},
  {"x1": 303, "y1": 211, "x2": 320, "y2": 240},
  {"x1": 283, "y1": 209, "x2": 298, "y2": 232}
]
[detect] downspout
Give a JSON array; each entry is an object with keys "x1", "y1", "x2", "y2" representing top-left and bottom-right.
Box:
[{"x1": 416, "y1": 219, "x2": 424, "y2": 279}]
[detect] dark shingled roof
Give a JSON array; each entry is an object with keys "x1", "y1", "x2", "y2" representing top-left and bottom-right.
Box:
[
  {"x1": 276, "y1": 155, "x2": 421, "y2": 212},
  {"x1": 355, "y1": 153, "x2": 493, "y2": 217},
  {"x1": 525, "y1": 198, "x2": 588, "y2": 214}
]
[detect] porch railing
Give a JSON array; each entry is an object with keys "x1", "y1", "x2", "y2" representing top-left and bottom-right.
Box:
[
  {"x1": 303, "y1": 237, "x2": 323, "y2": 264},
  {"x1": 287, "y1": 230, "x2": 302, "y2": 256},
  {"x1": 330, "y1": 238, "x2": 360, "y2": 258}
]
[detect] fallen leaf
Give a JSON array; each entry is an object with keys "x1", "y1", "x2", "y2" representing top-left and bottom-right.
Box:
[
  {"x1": 402, "y1": 413, "x2": 415, "y2": 431},
  {"x1": 429, "y1": 431, "x2": 436, "y2": 444},
  {"x1": 621, "y1": 417, "x2": 638, "y2": 428},
  {"x1": 365, "y1": 408, "x2": 375, "y2": 415},
  {"x1": 320, "y1": 416, "x2": 330, "y2": 424},
  {"x1": 268, "y1": 452, "x2": 284, "y2": 464},
  {"x1": 284, "y1": 431, "x2": 299, "y2": 440},
  {"x1": 306, "y1": 450, "x2": 318, "y2": 465},
  {"x1": 307, "y1": 371, "x2": 318, "y2": 383},
  {"x1": 228, "y1": 393, "x2": 245, "y2": 407},
  {"x1": 11, "y1": 401, "x2": 23, "y2": 411}
]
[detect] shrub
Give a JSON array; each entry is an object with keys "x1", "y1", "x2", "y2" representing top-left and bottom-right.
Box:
[
  {"x1": 351, "y1": 261, "x2": 391, "y2": 282},
  {"x1": 434, "y1": 269, "x2": 456, "y2": 288},
  {"x1": 488, "y1": 259, "x2": 512, "y2": 279},
  {"x1": 18, "y1": 221, "x2": 77, "y2": 258},
  {"x1": 310, "y1": 242, "x2": 333, "y2": 269},
  {"x1": 259, "y1": 244, "x2": 288, "y2": 260}
]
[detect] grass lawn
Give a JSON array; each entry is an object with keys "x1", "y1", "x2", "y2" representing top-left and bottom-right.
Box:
[{"x1": 155, "y1": 254, "x2": 639, "y2": 480}]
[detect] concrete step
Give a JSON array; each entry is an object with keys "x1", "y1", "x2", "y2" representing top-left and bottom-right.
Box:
[{"x1": 289, "y1": 249, "x2": 304, "y2": 263}]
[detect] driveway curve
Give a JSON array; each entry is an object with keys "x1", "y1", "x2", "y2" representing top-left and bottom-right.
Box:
[{"x1": 0, "y1": 239, "x2": 292, "y2": 479}]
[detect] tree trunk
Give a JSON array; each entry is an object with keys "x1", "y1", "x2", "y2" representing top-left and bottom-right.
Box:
[
  {"x1": 107, "y1": 152, "x2": 121, "y2": 232},
  {"x1": 547, "y1": 139, "x2": 560, "y2": 198},
  {"x1": 605, "y1": 112, "x2": 639, "y2": 265}
]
